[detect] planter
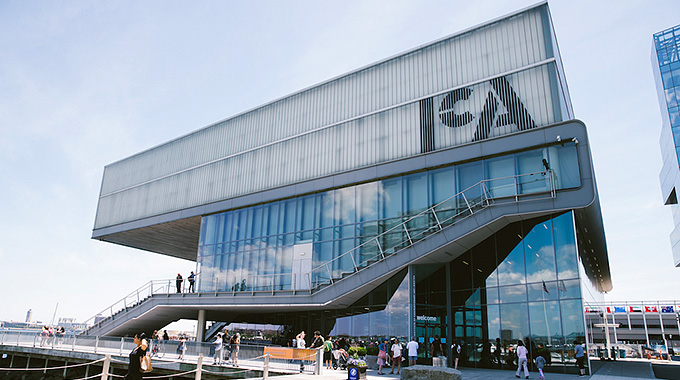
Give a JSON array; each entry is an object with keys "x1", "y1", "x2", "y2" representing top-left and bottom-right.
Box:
[
  {"x1": 347, "y1": 365, "x2": 368, "y2": 380},
  {"x1": 365, "y1": 355, "x2": 378, "y2": 369}
]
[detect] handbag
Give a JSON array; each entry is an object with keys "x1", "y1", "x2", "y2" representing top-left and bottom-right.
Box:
[
  {"x1": 140, "y1": 355, "x2": 153, "y2": 373},
  {"x1": 378, "y1": 350, "x2": 387, "y2": 360}
]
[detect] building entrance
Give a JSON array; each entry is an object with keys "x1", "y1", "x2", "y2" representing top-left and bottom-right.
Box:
[{"x1": 415, "y1": 316, "x2": 446, "y2": 362}]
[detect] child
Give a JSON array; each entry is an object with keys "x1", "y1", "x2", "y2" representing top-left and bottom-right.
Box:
[{"x1": 536, "y1": 354, "x2": 546, "y2": 380}]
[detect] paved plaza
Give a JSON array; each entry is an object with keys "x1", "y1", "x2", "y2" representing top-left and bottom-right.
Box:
[{"x1": 277, "y1": 358, "x2": 678, "y2": 380}]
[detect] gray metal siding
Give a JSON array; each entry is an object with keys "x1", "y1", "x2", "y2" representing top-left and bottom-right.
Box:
[{"x1": 95, "y1": 4, "x2": 569, "y2": 230}]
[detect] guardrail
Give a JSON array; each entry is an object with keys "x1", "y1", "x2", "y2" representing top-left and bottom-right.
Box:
[
  {"x1": 0, "y1": 330, "x2": 324, "y2": 378},
  {"x1": 82, "y1": 170, "x2": 556, "y2": 332}
]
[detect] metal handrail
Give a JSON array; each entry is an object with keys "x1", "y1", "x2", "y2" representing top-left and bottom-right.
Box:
[{"x1": 82, "y1": 170, "x2": 555, "y2": 330}]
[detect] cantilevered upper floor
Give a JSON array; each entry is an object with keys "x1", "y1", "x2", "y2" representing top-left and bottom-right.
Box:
[{"x1": 92, "y1": 2, "x2": 574, "y2": 261}]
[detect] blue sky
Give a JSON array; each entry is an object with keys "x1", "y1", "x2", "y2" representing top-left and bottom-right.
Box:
[{"x1": 1, "y1": 0, "x2": 679, "y2": 327}]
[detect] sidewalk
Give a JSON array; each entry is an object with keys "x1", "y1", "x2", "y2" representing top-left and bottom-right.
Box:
[{"x1": 276, "y1": 359, "x2": 668, "y2": 380}]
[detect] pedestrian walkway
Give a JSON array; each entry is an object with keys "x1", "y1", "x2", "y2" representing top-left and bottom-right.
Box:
[
  {"x1": 276, "y1": 359, "x2": 672, "y2": 380},
  {"x1": 589, "y1": 360, "x2": 655, "y2": 379}
]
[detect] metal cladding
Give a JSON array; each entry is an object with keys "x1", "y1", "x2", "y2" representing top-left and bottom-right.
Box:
[{"x1": 93, "y1": 3, "x2": 572, "y2": 231}]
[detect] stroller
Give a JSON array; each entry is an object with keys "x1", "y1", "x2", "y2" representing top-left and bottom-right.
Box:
[{"x1": 332, "y1": 348, "x2": 349, "y2": 370}]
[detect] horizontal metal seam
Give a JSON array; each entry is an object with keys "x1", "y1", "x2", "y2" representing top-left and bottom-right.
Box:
[{"x1": 100, "y1": 58, "x2": 556, "y2": 199}]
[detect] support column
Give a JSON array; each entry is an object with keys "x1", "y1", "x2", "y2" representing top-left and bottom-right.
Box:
[
  {"x1": 408, "y1": 265, "x2": 416, "y2": 341},
  {"x1": 196, "y1": 310, "x2": 207, "y2": 342},
  {"x1": 445, "y1": 264, "x2": 453, "y2": 368}
]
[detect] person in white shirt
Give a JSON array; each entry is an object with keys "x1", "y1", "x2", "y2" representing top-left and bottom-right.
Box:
[
  {"x1": 296, "y1": 331, "x2": 306, "y2": 373},
  {"x1": 515, "y1": 340, "x2": 529, "y2": 379},
  {"x1": 406, "y1": 337, "x2": 419, "y2": 366},
  {"x1": 390, "y1": 338, "x2": 403, "y2": 374}
]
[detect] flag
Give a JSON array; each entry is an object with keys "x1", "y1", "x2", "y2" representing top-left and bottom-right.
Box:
[
  {"x1": 614, "y1": 306, "x2": 626, "y2": 313},
  {"x1": 542, "y1": 281, "x2": 550, "y2": 294},
  {"x1": 629, "y1": 306, "x2": 641, "y2": 313},
  {"x1": 645, "y1": 306, "x2": 658, "y2": 313},
  {"x1": 606, "y1": 307, "x2": 612, "y2": 314},
  {"x1": 661, "y1": 306, "x2": 674, "y2": 313},
  {"x1": 559, "y1": 280, "x2": 567, "y2": 294}
]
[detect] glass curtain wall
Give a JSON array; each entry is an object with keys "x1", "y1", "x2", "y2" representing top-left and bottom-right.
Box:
[
  {"x1": 197, "y1": 143, "x2": 580, "y2": 293},
  {"x1": 414, "y1": 212, "x2": 585, "y2": 374}
]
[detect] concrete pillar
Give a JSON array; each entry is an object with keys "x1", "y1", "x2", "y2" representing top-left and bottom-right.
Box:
[{"x1": 196, "y1": 310, "x2": 207, "y2": 342}]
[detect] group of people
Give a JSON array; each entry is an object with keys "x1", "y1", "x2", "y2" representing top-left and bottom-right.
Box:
[
  {"x1": 212, "y1": 330, "x2": 241, "y2": 366},
  {"x1": 175, "y1": 271, "x2": 196, "y2": 293},
  {"x1": 377, "y1": 337, "x2": 407, "y2": 375},
  {"x1": 39, "y1": 326, "x2": 66, "y2": 347},
  {"x1": 506, "y1": 339, "x2": 585, "y2": 380}
]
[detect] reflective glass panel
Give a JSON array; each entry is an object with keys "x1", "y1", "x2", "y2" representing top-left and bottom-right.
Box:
[
  {"x1": 500, "y1": 303, "x2": 529, "y2": 347},
  {"x1": 524, "y1": 218, "x2": 557, "y2": 283},
  {"x1": 485, "y1": 156, "x2": 516, "y2": 197},
  {"x1": 528, "y1": 301, "x2": 562, "y2": 353},
  {"x1": 553, "y1": 212, "x2": 579, "y2": 280}
]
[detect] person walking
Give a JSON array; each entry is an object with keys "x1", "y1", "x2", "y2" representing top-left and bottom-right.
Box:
[
  {"x1": 494, "y1": 338, "x2": 502, "y2": 367},
  {"x1": 378, "y1": 338, "x2": 389, "y2": 375},
  {"x1": 213, "y1": 333, "x2": 223, "y2": 365},
  {"x1": 162, "y1": 330, "x2": 169, "y2": 350},
  {"x1": 178, "y1": 336, "x2": 187, "y2": 360},
  {"x1": 574, "y1": 340, "x2": 586, "y2": 377},
  {"x1": 324, "y1": 336, "x2": 334, "y2": 370},
  {"x1": 222, "y1": 330, "x2": 230, "y2": 364},
  {"x1": 390, "y1": 338, "x2": 402, "y2": 374},
  {"x1": 125, "y1": 332, "x2": 148, "y2": 380},
  {"x1": 536, "y1": 354, "x2": 546, "y2": 380},
  {"x1": 176, "y1": 273, "x2": 183, "y2": 293},
  {"x1": 296, "y1": 331, "x2": 306, "y2": 373},
  {"x1": 188, "y1": 271, "x2": 196, "y2": 292},
  {"x1": 406, "y1": 337, "x2": 419, "y2": 366},
  {"x1": 515, "y1": 340, "x2": 529, "y2": 379},
  {"x1": 451, "y1": 341, "x2": 461, "y2": 369},
  {"x1": 232, "y1": 333, "x2": 241, "y2": 367},
  {"x1": 431, "y1": 335, "x2": 443, "y2": 365},
  {"x1": 310, "y1": 330, "x2": 324, "y2": 348}
]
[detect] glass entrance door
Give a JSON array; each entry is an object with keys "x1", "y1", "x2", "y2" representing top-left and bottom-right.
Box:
[{"x1": 415, "y1": 317, "x2": 446, "y2": 363}]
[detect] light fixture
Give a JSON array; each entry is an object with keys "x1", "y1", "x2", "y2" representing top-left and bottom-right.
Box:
[{"x1": 462, "y1": 260, "x2": 469, "y2": 265}]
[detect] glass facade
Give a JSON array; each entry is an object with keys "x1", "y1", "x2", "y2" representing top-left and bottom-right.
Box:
[
  {"x1": 197, "y1": 142, "x2": 580, "y2": 293},
  {"x1": 413, "y1": 212, "x2": 586, "y2": 374},
  {"x1": 653, "y1": 25, "x2": 680, "y2": 266},
  {"x1": 234, "y1": 212, "x2": 586, "y2": 374}
]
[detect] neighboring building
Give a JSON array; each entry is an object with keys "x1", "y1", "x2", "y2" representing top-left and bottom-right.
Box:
[
  {"x1": 90, "y1": 2, "x2": 610, "y2": 374},
  {"x1": 25, "y1": 309, "x2": 32, "y2": 323},
  {"x1": 585, "y1": 301, "x2": 680, "y2": 358},
  {"x1": 653, "y1": 25, "x2": 680, "y2": 267}
]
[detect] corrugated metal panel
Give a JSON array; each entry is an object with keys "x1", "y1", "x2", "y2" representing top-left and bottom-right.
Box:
[
  {"x1": 95, "y1": 5, "x2": 566, "y2": 229},
  {"x1": 99, "y1": 7, "x2": 548, "y2": 195}
]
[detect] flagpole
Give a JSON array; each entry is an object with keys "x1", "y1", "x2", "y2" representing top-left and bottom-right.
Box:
[{"x1": 542, "y1": 285, "x2": 551, "y2": 345}]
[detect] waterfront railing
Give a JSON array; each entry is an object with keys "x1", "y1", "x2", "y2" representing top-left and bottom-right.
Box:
[{"x1": 0, "y1": 329, "x2": 323, "y2": 378}]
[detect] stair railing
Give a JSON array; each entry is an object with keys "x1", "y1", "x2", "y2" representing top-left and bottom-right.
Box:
[{"x1": 80, "y1": 170, "x2": 555, "y2": 331}]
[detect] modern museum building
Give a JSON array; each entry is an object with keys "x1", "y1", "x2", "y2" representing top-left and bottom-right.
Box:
[{"x1": 91, "y1": 2, "x2": 611, "y2": 373}]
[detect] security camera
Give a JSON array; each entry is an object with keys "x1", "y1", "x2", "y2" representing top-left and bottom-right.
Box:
[{"x1": 573, "y1": 138, "x2": 579, "y2": 145}]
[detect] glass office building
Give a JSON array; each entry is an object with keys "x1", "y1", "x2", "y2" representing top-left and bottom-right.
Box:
[
  {"x1": 653, "y1": 25, "x2": 680, "y2": 267},
  {"x1": 91, "y1": 2, "x2": 610, "y2": 374}
]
